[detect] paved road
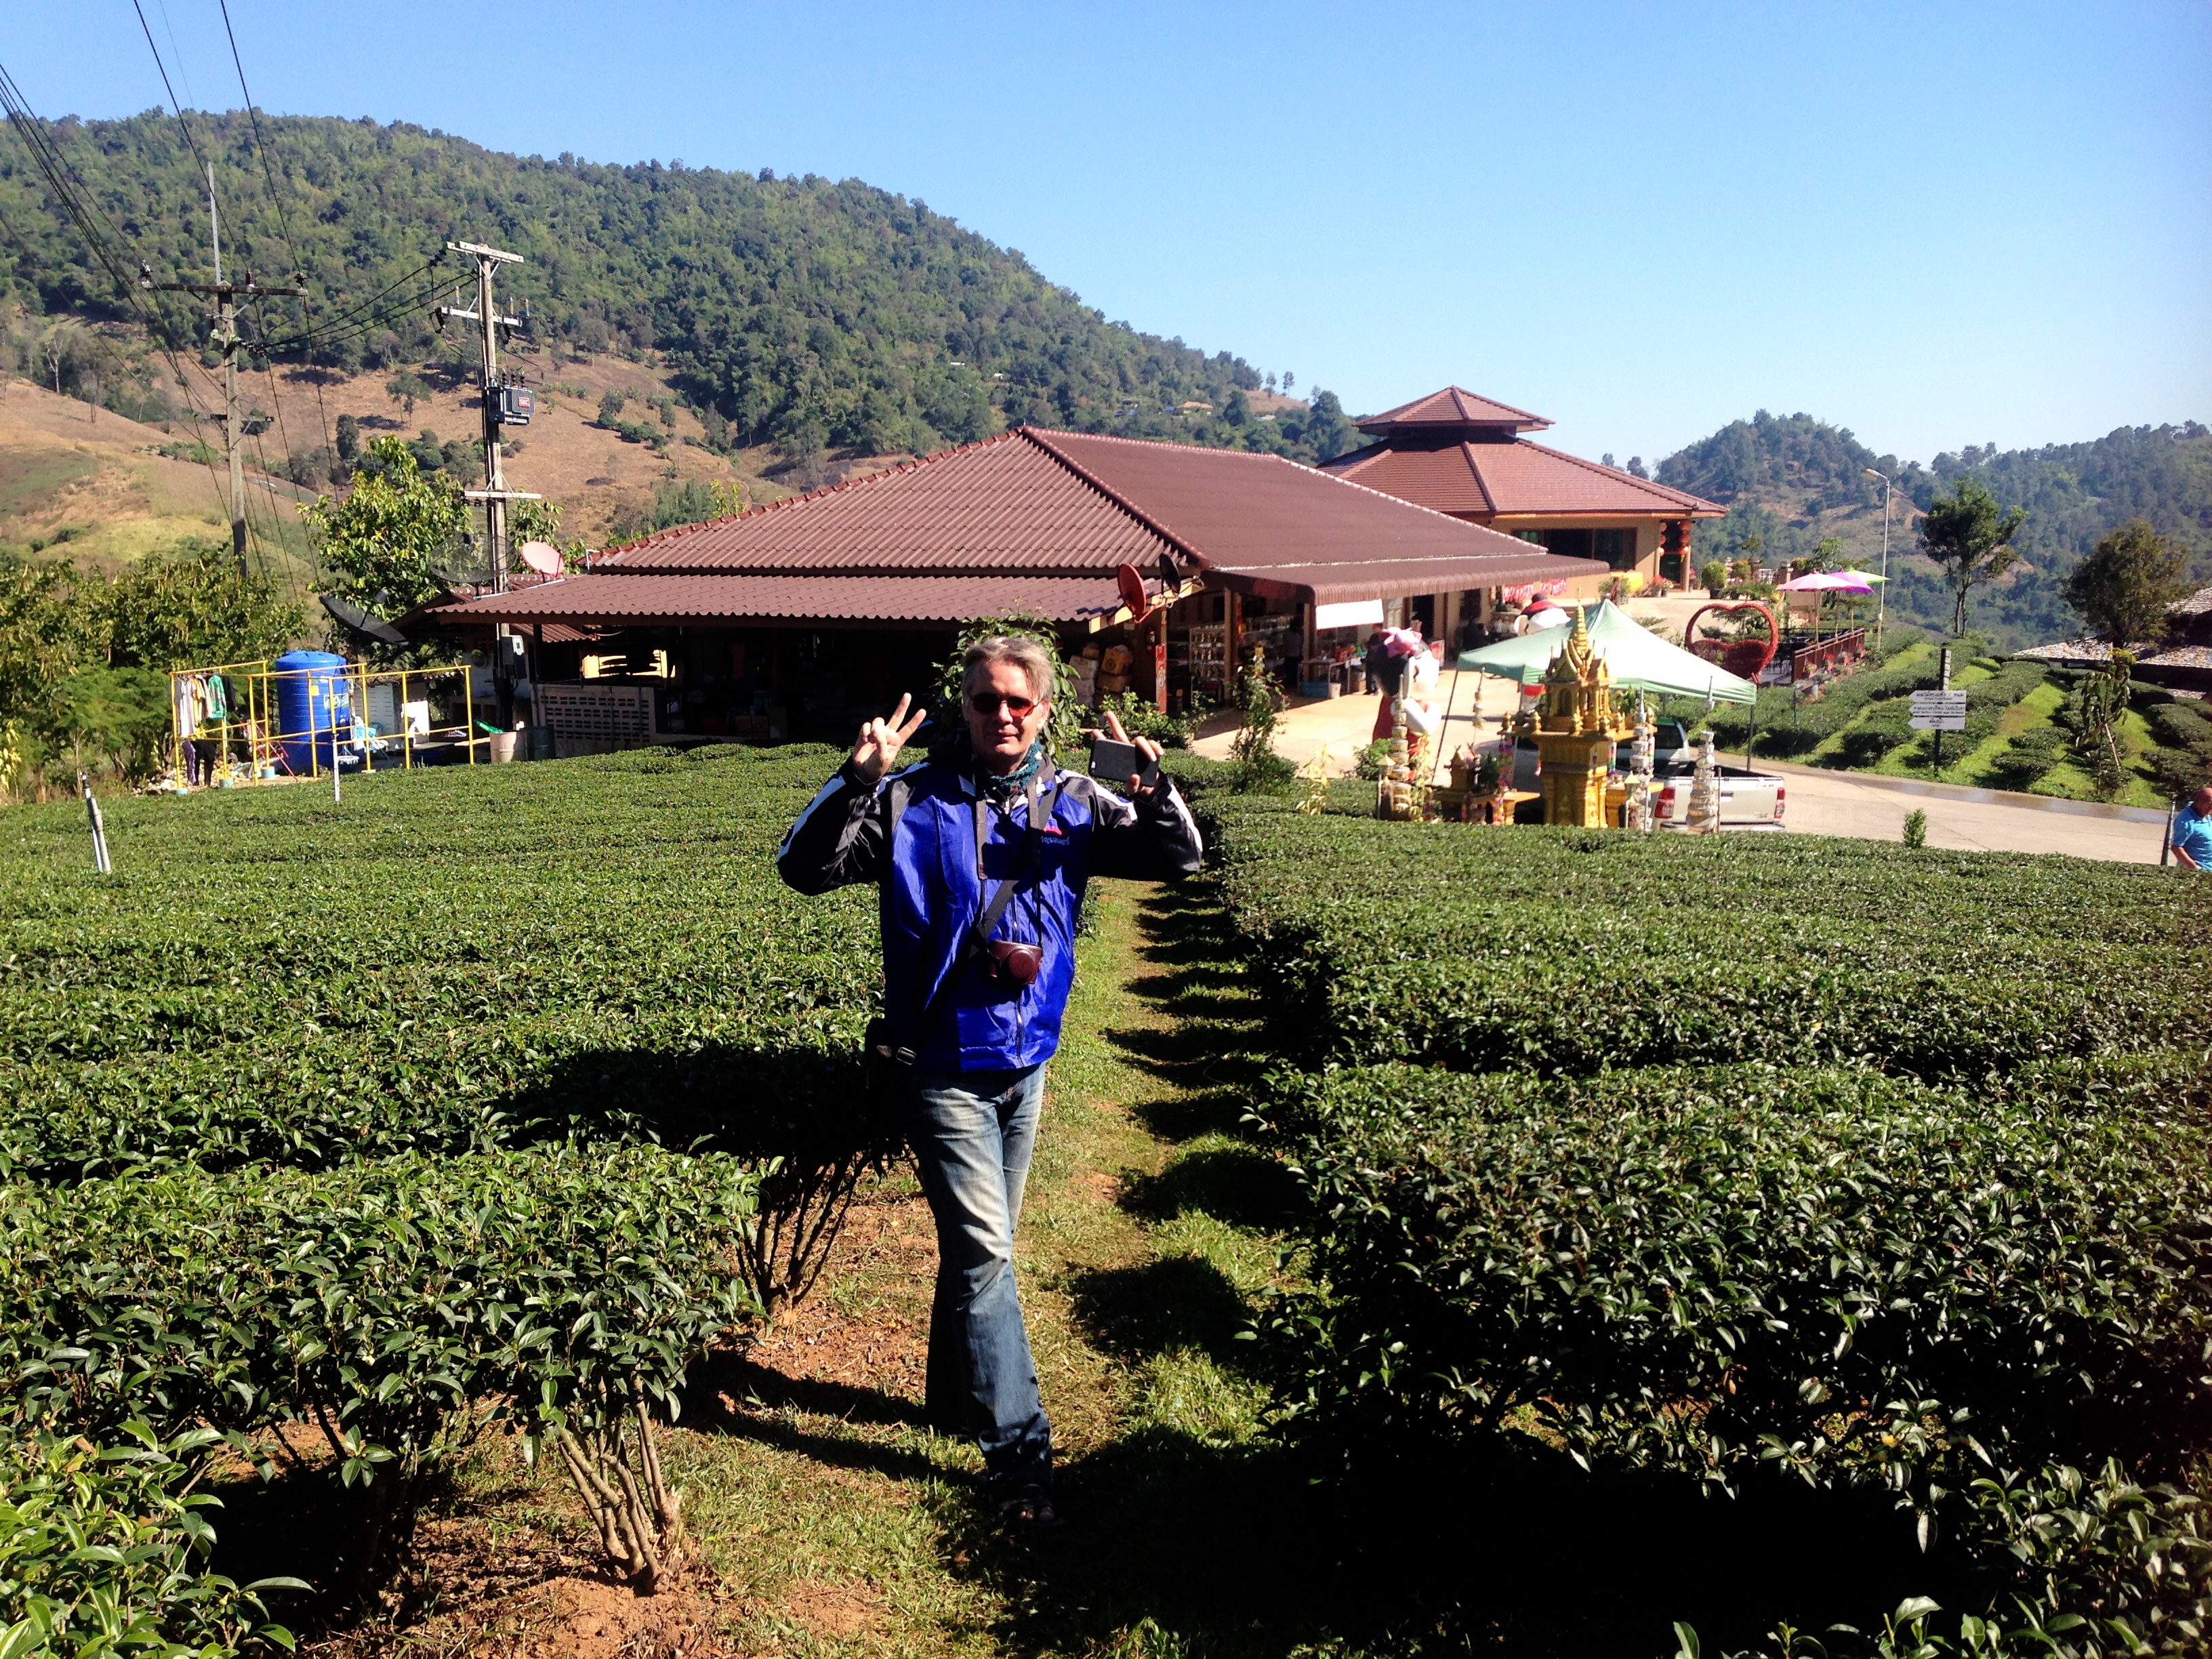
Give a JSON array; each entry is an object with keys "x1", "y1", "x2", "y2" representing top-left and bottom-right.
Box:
[
  {"x1": 1195, "y1": 674, "x2": 2177, "y2": 866},
  {"x1": 1768, "y1": 762, "x2": 2170, "y2": 863}
]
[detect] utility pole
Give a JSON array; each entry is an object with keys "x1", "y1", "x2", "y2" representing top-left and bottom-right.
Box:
[
  {"x1": 438, "y1": 240, "x2": 539, "y2": 733},
  {"x1": 142, "y1": 165, "x2": 304, "y2": 579}
]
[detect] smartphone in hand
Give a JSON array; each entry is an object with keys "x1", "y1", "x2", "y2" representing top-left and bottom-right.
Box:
[{"x1": 1087, "y1": 737, "x2": 1159, "y2": 791}]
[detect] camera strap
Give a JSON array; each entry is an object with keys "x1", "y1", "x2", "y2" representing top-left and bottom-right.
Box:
[{"x1": 886, "y1": 771, "x2": 1059, "y2": 1067}]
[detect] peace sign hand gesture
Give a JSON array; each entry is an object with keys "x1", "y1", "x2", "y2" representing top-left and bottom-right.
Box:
[{"x1": 851, "y1": 693, "x2": 928, "y2": 784}]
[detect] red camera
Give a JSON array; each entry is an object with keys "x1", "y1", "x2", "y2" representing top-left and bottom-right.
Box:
[{"x1": 985, "y1": 938, "x2": 1043, "y2": 987}]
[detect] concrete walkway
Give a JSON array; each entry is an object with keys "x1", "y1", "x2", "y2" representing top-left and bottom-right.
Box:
[
  {"x1": 1190, "y1": 670, "x2": 1512, "y2": 776},
  {"x1": 1193, "y1": 672, "x2": 2177, "y2": 865}
]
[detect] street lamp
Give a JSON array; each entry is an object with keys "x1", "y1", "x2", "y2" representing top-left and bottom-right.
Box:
[{"x1": 1862, "y1": 467, "x2": 1892, "y2": 646}]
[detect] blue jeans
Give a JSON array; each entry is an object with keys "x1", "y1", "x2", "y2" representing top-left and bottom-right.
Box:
[{"x1": 908, "y1": 1064, "x2": 1052, "y2": 1499}]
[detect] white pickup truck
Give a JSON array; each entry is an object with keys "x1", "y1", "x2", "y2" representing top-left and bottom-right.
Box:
[{"x1": 1511, "y1": 720, "x2": 1787, "y2": 830}]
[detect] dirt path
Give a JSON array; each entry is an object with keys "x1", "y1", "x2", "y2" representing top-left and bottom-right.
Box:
[{"x1": 319, "y1": 879, "x2": 1349, "y2": 1659}]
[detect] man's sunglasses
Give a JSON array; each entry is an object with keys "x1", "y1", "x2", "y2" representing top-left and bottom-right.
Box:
[{"x1": 969, "y1": 693, "x2": 1038, "y2": 716}]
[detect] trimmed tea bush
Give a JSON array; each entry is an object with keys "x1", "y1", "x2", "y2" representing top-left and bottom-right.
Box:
[
  {"x1": 1, "y1": 1145, "x2": 761, "y2": 1592},
  {"x1": 1208, "y1": 806, "x2": 2207, "y2": 1080},
  {"x1": 1, "y1": 1423, "x2": 304, "y2": 1657},
  {"x1": 1269, "y1": 1062, "x2": 2212, "y2": 1496},
  {"x1": 0, "y1": 743, "x2": 883, "y2": 1606},
  {"x1": 1208, "y1": 793, "x2": 2212, "y2": 1652}
]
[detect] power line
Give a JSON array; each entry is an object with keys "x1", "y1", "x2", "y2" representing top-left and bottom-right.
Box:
[
  {"x1": 216, "y1": 0, "x2": 337, "y2": 495},
  {"x1": 125, "y1": 1, "x2": 314, "y2": 567},
  {"x1": 128, "y1": 0, "x2": 209, "y2": 180},
  {"x1": 253, "y1": 259, "x2": 442, "y2": 352},
  {"x1": 0, "y1": 62, "x2": 237, "y2": 539}
]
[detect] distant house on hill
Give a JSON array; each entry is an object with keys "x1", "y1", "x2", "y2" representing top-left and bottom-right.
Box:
[
  {"x1": 1321, "y1": 388, "x2": 1724, "y2": 629},
  {"x1": 431, "y1": 425, "x2": 1600, "y2": 751}
]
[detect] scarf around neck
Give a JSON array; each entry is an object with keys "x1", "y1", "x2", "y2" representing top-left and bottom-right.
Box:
[{"x1": 974, "y1": 741, "x2": 1046, "y2": 802}]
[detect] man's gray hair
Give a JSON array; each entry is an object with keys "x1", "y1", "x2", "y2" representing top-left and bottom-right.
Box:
[{"x1": 962, "y1": 634, "x2": 1056, "y2": 702}]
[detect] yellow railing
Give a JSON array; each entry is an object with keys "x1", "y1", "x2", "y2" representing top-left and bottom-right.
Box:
[{"x1": 168, "y1": 660, "x2": 480, "y2": 786}]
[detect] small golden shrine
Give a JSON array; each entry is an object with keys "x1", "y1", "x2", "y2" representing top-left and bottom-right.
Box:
[{"x1": 1530, "y1": 607, "x2": 1631, "y2": 825}]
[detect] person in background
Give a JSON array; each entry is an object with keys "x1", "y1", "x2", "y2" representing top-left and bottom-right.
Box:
[
  {"x1": 2171, "y1": 783, "x2": 2212, "y2": 869},
  {"x1": 1362, "y1": 628, "x2": 1388, "y2": 695},
  {"x1": 1370, "y1": 623, "x2": 1418, "y2": 740},
  {"x1": 777, "y1": 636, "x2": 1203, "y2": 1530}
]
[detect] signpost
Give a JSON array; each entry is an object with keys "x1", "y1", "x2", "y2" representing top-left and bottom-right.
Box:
[
  {"x1": 1910, "y1": 688, "x2": 1969, "y2": 773},
  {"x1": 1906, "y1": 691, "x2": 1969, "y2": 731}
]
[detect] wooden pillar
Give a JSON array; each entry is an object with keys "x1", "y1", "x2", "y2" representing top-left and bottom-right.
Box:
[
  {"x1": 1301, "y1": 601, "x2": 1317, "y2": 675},
  {"x1": 1152, "y1": 607, "x2": 1169, "y2": 714},
  {"x1": 1224, "y1": 588, "x2": 1242, "y2": 697}
]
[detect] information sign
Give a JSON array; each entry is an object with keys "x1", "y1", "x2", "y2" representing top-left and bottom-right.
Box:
[{"x1": 1908, "y1": 690, "x2": 1969, "y2": 732}]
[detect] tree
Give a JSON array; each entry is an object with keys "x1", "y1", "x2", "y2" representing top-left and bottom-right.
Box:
[
  {"x1": 1627, "y1": 455, "x2": 1647, "y2": 478},
  {"x1": 335, "y1": 413, "x2": 361, "y2": 464},
  {"x1": 598, "y1": 389, "x2": 627, "y2": 426},
  {"x1": 301, "y1": 436, "x2": 470, "y2": 617},
  {"x1": 106, "y1": 538, "x2": 302, "y2": 670},
  {"x1": 385, "y1": 371, "x2": 431, "y2": 415},
  {"x1": 2062, "y1": 518, "x2": 2193, "y2": 645},
  {"x1": 1223, "y1": 388, "x2": 1251, "y2": 428},
  {"x1": 1919, "y1": 476, "x2": 2026, "y2": 636},
  {"x1": 1298, "y1": 389, "x2": 1357, "y2": 462},
  {"x1": 1282, "y1": 371, "x2": 1295, "y2": 394}
]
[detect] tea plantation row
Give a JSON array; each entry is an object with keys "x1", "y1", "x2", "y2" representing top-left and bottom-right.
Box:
[
  {"x1": 1202, "y1": 796, "x2": 2212, "y2": 1658},
  {"x1": 0, "y1": 745, "x2": 877, "y2": 1651}
]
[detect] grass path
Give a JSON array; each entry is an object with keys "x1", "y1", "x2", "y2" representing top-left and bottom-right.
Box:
[{"x1": 326, "y1": 879, "x2": 1357, "y2": 1658}]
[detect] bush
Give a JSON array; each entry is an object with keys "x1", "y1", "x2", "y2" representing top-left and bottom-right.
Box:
[
  {"x1": 1987, "y1": 726, "x2": 2069, "y2": 791},
  {"x1": 1207, "y1": 796, "x2": 2212, "y2": 1648},
  {"x1": 0, "y1": 744, "x2": 878, "y2": 1599},
  {"x1": 1269, "y1": 1059, "x2": 2212, "y2": 1654},
  {"x1": 1094, "y1": 689, "x2": 1200, "y2": 750},
  {"x1": 1272, "y1": 1063, "x2": 2212, "y2": 1490},
  {"x1": 1, "y1": 1145, "x2": 762, "y2": 1593},
  {"x1": 1208, "y1": 809, "x2": 2206, "y2": 1082},
  {"x1": 1833, "y1": 697, "x2": 1917, "y2": 766},
  {"x1": 1, "y1": 1425, "x2": 305, "y2": 1657}
]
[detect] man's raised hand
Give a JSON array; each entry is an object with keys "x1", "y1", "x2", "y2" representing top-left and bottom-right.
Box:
[
  {"x1": 852, "y1": 693, "x2": 927, "y2": 783},
  {"x1": 1100, "y1": 707, "x2": 1164, "y2": 797}
]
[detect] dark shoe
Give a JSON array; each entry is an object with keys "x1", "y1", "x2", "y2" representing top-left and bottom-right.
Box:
[{"x1": 998, "y1": 1492, "x2": 1065, "y2": 1532}]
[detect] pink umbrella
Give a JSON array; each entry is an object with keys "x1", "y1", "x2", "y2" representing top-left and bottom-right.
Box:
[{"x1": 1776, "y1": 571, "x2": 1873, "y2": 594}]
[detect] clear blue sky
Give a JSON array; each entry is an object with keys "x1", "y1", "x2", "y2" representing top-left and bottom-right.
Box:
[{"x1": 9, "y1": 1, "x2": 2208, "y2": 466}]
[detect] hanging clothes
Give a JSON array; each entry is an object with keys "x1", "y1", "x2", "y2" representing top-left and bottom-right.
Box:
[{"x1": 203, "y1": 673, "x2": 229, "y2": 722}]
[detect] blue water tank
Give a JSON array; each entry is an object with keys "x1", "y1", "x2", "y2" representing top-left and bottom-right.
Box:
[{"x1": 274, "y1": 649, "x2": 350, "y2": 774}]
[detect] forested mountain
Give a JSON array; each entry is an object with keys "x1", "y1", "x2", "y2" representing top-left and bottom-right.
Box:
[
  {"x1": 0, "y1": 110, "x2": 1360, "y2": 465},
  {"x1": 1660, "y1": 410, "x2": 2212, "y2": 647}
]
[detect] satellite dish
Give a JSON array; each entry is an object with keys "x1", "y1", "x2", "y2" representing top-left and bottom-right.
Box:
[
  {"x1": 520, "y1": 539, "x2": 563, "y2": 575},
  {"x1": 319, "y1": 593, "x2": 408, "y2": 647},
  {"x1": 1115, "y1": 563, "x2": 1150, "y2": 620}
]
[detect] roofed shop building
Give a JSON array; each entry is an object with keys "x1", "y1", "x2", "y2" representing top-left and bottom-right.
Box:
[
  {"x1": 1321, "y1": 387, "x2": 1723, "y2": 636},
  {"x1": 433, "y1": 426, "x2": 1602, "y2": 752}
]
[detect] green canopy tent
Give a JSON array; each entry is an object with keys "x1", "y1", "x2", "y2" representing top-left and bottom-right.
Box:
[{"x1": 1454, "y1": 600, "x2": 1758, "y2": 705}]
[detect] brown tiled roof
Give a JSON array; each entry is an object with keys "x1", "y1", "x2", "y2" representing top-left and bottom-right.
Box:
[
  {"x1": 599, "y1": 430, "x2": 1174, "y2": 574},
  {"x1": 1020, "y1": 430, "x2": 1535, "y2": 562},
  {"x1": 434, "y1": 426, "x2": 1604, "y2": 630},
  {"x1": 1324, "y1": 436, "x2": 1722, "y2": 518},
  {"x1": 1356, "y1": 386, "x2": 1553, "y2": 436},
  {"x1": 434, "y1": 573, "x2": 1134, "y2": 626}
]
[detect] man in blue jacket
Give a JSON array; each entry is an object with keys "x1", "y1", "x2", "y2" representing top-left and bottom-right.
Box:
[{"x1": 778, "y1": 634, "x2": 1202, "y2": 1528}]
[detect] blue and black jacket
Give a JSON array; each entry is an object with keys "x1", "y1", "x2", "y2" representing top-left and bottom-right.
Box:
[{"x1": 777, "y1": 754, "x2": 1203, "y2": 1072}]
